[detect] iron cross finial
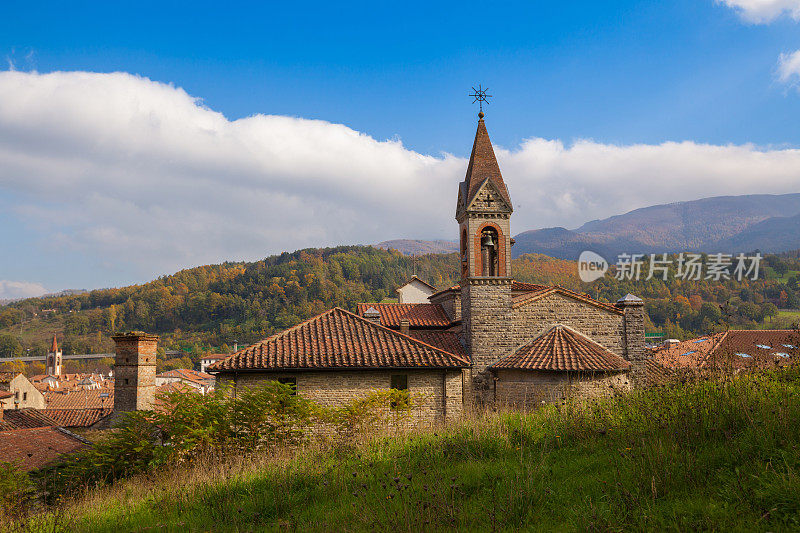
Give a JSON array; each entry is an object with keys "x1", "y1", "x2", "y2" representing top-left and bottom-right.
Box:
[{"x1": 469, "y1": 84, "x2": 492, "y2": 118}]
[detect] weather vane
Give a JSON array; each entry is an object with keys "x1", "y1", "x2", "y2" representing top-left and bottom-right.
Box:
[{"x1": 469, "y1": 84, "x2": 492, "y2": 117}]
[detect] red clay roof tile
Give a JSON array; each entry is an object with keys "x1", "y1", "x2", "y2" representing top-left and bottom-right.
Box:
[
  {"x1": 0, "y1": 427, "x2": 88, "y2": 471},
  {"x1": 41, "y1": 408, "x2": 113, "y2": 428},
  {"x1": 492, "y1": 325, "x2": 630, "y2": 372},
  {"x1": 355, "y1": 303, "x2": 453, "y2": 328},
  {"x1": 209, "y1": 307, "x2": 469, "y2": 372}
]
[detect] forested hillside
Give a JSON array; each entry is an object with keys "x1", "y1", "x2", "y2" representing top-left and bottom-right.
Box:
[{"x1": 2, "y1": 246, "x2": 800, "y2": 370}]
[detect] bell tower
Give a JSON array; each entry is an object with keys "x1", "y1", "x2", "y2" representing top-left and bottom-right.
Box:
[
  {"x1": 457, "y1": 111, "x2": 514, "y2": 402},
  {"x1": 47, "y1": 333, "x2": 62, "y2": 376}
]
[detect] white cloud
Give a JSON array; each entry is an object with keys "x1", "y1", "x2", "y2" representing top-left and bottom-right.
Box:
[
  {"x1": 0, "y1": 280, "x2": 48, "y2": 300},
  {"x1": 717, "y1": 0, "x2": 800, "y2": 23},
  {"x1": 778, "y1": 49, "x2": 800, "y2": 83},
  {"x1": 1, "y1": 70, "x2": 800, "y2": 282}
]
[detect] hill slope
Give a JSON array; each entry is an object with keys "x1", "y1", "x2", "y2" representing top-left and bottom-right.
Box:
[
  {"x1": 514, "y1": 193, "x2": 800, "y2": 259},
  {"x1": 27, "y1": 368, "x2": 800, "y2": 531}
]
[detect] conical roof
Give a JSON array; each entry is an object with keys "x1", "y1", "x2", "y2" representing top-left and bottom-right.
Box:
[
  {"x1": 51, "y1": 334, "x2": 58, "y2": 354},
  {"x1": 461, "y1": 118, "x2": 512, "y2": 209}
]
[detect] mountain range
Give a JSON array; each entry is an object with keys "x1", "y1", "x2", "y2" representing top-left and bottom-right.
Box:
[{"x1": 378, "y1": 193, "x2": 800, "y2": 260}]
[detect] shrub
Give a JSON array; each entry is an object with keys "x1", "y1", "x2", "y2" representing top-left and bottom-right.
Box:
[{"x1": 0, "y1": 461, "x2": 33, "y2": 522}]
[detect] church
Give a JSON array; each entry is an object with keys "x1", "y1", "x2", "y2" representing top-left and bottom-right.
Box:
[{"x1": 210, "y1": 112, "x2": 647, "y2": 421}]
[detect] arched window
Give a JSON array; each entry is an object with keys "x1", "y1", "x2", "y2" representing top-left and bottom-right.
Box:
[{"x1": 480, "y1": 227, "x2": 499, "y2": 276}]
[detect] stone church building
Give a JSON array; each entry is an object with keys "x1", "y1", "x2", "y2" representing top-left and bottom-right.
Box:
[{"x1": 210, "y1": 114, "x2": 647, "y2": 420}]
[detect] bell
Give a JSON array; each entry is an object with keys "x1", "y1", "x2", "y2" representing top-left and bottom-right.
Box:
[{"x1": 481, "y1": 233, "x2": 495, "y2": 247}]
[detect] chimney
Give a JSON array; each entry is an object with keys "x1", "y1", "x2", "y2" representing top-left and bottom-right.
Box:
[
  {"x1": 399, "y1": 319, "x2": 410, "y2": 336},
  {"x1": 616, "y1": 293, "x2": 647, "y2": 387},
  {"x1": 112, "y1": 331, "x2": 159, "y2": 412},
  {"x1": 362, "y1": 307, "x2": 381, "y2": 325}
]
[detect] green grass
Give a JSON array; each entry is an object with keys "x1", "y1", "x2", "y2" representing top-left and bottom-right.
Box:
[{"x1": 20, "y1": 369, "x2": 800, "y2": 532}]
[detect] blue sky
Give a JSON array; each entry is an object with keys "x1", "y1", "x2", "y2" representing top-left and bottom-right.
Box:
[{"x1": 2, "y1": 0, "x2": 800, "y2": 296}]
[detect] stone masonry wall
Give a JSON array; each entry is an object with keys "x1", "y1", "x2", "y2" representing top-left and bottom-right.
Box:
[
  {"x1": 113, "y1": 334, "x2": 158, "y2": 412},
  {"x1": 494, "y1": 369, "x2": 631, "y2": 409},
  {"x1": 620, "y1": 302, "x2": 647, "y2": 386},
  {"x1": 217, "y1": 369, "x2": 464, "y2": 424},
  {"x1": 461, "y1": 278, "x2": 514, "y2": 403},
  {"x1": 512, "y1": 293, "x2": 626, "y2": 357}
]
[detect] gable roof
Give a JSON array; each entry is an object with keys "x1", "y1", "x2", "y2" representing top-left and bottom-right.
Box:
[
  {"x1": 0, "y1": 427, "x2": 88, "y2": 471},
  {"x1": 397, "y1": 275, "x2": 437, "y2": 292},
  {"x1": 355, "y1": 303, "x2": 453, "y2": 328},
  {"x1": 0, "y1": 408, "x2": 57, "y2": 430},
  {"x1": 460, "y1": 118, "x2": 512, "y2": 210},
  {"x1": 42, "y1": 408, "x2": 114, "y2": 428},
  {"x1": 652, "y1": 330, "x2": 800, "y2": 370},
  {"x1": 209, "y1": 307, "x2": 470, "y2": 372},
  {"x1": 407, "y1": 331, "x2": 469, "y2": 361},
  {"x1": 511, "y1": 285, "x2": 624, "y2": 315},
  {"x1": 43, "y1": 389, "x2": 114, "y2": 409},
  {"x1": 492, "y1": 324, "x2": 630, "y2": 372},
  {"x1": 156, "y1": 368, "x2": 215, "y2": 384},
  {"x1": 429, "y1": 280, "x2": 550, "y2": 300}
]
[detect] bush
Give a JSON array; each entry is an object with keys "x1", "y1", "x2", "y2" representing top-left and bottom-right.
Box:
[{"x1": 0, "y1": 461, "x2": 33, "y2": 522}]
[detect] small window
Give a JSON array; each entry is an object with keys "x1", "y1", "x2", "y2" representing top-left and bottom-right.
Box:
[
  {"x1": 23, "y1": 392, "x2": 27, "y2": 401},
  {"x1": 277, "y1": 377, "x2": 297, "y2": 395},
  {"x1": 390, "y1": 374, "x2": 408, "y2": 391},
  {"x1": 124, "y1": 378, "x2": 129, "y2": 385}
]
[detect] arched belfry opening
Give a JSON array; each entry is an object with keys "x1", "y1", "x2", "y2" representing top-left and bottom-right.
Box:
[
  {"x1": 480, "y1": 227, "x2": 499, "y2": 276},
  {"x1": 460, "y1": 228, "x2": 468, "y2": 278}
]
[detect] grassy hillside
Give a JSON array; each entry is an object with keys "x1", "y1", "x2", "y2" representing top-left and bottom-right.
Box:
[{"x1": 19, "y1": 368, "x2": 800, "y2": 532}]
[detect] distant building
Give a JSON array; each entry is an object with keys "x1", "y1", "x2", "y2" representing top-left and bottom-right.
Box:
[
  {"x1": 0, "y1": 372, "x2": 46, "y2": 410},
  {"x1": 649, "y1": 329, "x2": 800, "y2": 376},
  {"x1": 155, "y1": 368, "x2": 215, "y2": 394},
  {"x1": 46, "y1": 333, "x2": 63, "y2": 376},
  {"x1": 200, "y1": 353, "x2": 229, "y2": 373},
  {"x1": 395, "y1": 276, "x2": 437, "y2": 304}
]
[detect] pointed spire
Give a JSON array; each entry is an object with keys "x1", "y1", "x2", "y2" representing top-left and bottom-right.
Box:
[
  {"x1": 51, "y1": 333, "x2": 58, "y2": 354},
  {"x1": 461, "y1": 116, "x2": 512, "y2": 210}
]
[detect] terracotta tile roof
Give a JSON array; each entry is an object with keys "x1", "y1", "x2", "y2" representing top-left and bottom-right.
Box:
[
  {"x1": 42, "y1": 408, "x2": 113, "y2": 428},
  {"x1": 0, "y1": 409, "x2": 57, "y2": 430},
  {"x1": 643, "y1": 358, "x2": 676, "y2": 386},
  {"x1": 492, "y1": 325, "x2": 630, "y2": 372},
  {"x1": 0, "y1": 427, "x2": 88, "y2": 471},
  {"x1": 356, "y1": 303, "x2": 453, "y2": 328},
  {"x1": 461, "y1": 118, "x2": 513, "y2": 208},
  {"x1": 0, "y1": 391, "x2": 13, "y2": 400},
  {"x1": 653, "y1": 330, "x2": 800, "y2": 371},
  {"x1": 511, "y1": 285, "x2": 624, "y2": 315},
  {"x1": 209, "y1": 307, "x2": 470, "y2": 372},
  {"x1": 43, "y1": 389, "x2": 114, "y2": 410},
  {"x1": 407, "y1": 331, "x2": 470, "y2": 362},
  {"x1": 430, "y1": 281, "x2": 550, "y2": 300}
]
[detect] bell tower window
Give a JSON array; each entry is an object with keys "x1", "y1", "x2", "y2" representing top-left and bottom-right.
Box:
[{"x1": 480, "y1": 228, "x2": 499, "y2": 277}]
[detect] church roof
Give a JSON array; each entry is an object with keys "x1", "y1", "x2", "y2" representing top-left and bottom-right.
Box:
[
  {"x1": 511, "y1": 286, "x2": 624, "y2": 315},
  {"x1": 461, "y1": 118, "x2": 512, "y2": 209},
  {"x1": 355, "y1": 303, "x2": 453, "y2": 328},
  {"x1": 51, "y1": 333, "x2": 58, "y2": 354},
  {"x1": 209, "y1": 307, "x2": 470, "y2": 372},
  {"x1": 492, "y1": 324, "x2": 630, "y2": 372}
]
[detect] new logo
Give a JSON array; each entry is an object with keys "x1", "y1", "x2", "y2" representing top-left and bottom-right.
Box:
[{"x1": 578, "y1": 251, "x2": 608, "y2": 282}]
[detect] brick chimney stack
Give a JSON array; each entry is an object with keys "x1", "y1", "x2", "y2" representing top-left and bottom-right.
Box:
[{"x1": 112, "y1": 332, "x2": 159, "y2": 412}]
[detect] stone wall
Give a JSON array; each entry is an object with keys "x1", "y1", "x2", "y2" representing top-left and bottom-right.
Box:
[
  {"x1": 430, "y1": 291, "x2": 461, "y2": 322},
  {"x1": 461, "y1": 278, "x2": 513, "y2": 402},
  {"x1": 112, "y1": 333, "x2": 159, "y2": 412},
  {"x1": 618, "y1": 300, "x2": 648, "y2": 386},
  {"x1": 494, "y1": 369, "x2": 631, "y2": 409},
  {"x1": 217, "y1": 369, "x2": 465, "y2": 424},
  {"x1": 512, "y1": 292, "x2": 625, "y2": 357}
]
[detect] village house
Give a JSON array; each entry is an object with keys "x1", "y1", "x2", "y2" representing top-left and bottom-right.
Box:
[
  {"x1": 155, "y1": 368, "x2": 215, "y2": 394},
  {"x1": 649, "y1": 329, "x2": 800, "y2": 378},
  {"x1": 208, "y1": 112, "x2": 648, "y2": 417},
  {"x1": 0, "y1": 372, "x2": 46, "y2": 410}
]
